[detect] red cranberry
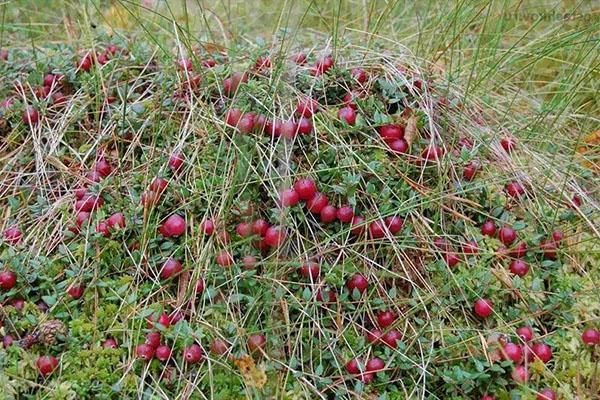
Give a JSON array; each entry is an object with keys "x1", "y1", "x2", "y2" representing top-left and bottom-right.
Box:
[
  {"x1": 150, "y1": 177, "x2": 169, "y2": 193},
  {"x1": 346, "y1": 273, "x2": 368, "y2": 294},
  {"x1": 155, "y1": 345, "x2": 172, "y2": 362},
  {"x1": 264, "y1": 226, "x2": 287, "y2": 247},
  {"x1": 385, "y1": 216, "x2": 404, "y2": 234},
  {"x1": 499, "y1": 226, "x2": 517, "y2": 246},
  {"x1": 168, "y1": 152, "x2": 184, "y2": 172},
  {"x1": 136, "y1": 344, "x2": 155, "y2": 360},
  {"x1": 237, "y1": 113, "x2": 255, "y2": 134},
  {"x1": 382, "y1": 329, "x2": 403, "y2": 349},
  {"x1": 502, "y1": 342, "x2": 523, "y2": 363},
  {"x1": 369, "y1": 220, "x2": 386, "y2": 239},
  {"x1": 505, "y1": 181, "x2": 525, "y2": 198},
  {"x1": 248, "y1": 334, "x2": 266, "y2": 353},
  {"x1": 365, "y1": 357, "x2": 385, "y2": 373},
  {"x1": 292, "y1": 53, "x2": 306, "y2": 64},
  {"x1": 337, "y1": 106, "x2": 356, "y2": 125},
  {"x1": 236, "y1": 222, "x2": 253, "y2": 237},
  {"x1": 294, "y1": 179, "x2": 318, "y2": 201},
  {"x1": 307, "y1": 193, "x2": 329, "y2": 213},
  {"x1": 378, "y1": 124, "x2": 404, "y2": 143},
  {"x1": 581, "y1": 328, "x2": 600, "y2": 345},
  {"x1": 337, "y1": 205, "x2": 354, "y2": 223},
  {"x1": 280, "y1": 120, "x2": 299, "y2": 139},
  {"x1": 297, "y1": 118, "x2": 313, "y2": 135},
  {"x1": 481, "y1": 220, "x2": 497, "y2": 237},
  {"x1": 299, "y1": 262, "x2": 320, "y2": 280},
  {"x1": 509, "y1": 259, "x2": 529, "y2": 277},
  {"x1": 311, "y1": 55, "x2": 334, "y2": 76},
  {"x1": 509, "y1": 242, "x2": 527, "y2": 258},
  {"x1": 366, "y1": 328, "x2": 383, "y2": 344},
  {"x1": 107, "y1": 213, "x2": 126, "y2": 230},
  {"x1": 145, "y1": 332, "x2": 161, "y2": 348},
  {"x1": 474, "y1": 298, "x2": 493, "y2": 318},
  {"x1": 346, "y1": 358, "x2": 361, "y2": 374},
  {"x1": 350, "y1": 216, "x2": 366, "y2": 236},
  {"x1": 183, "y1": 344, "x2": 204, "y2": 363},
  {"x1": 539, "y1": 239, "x2": 557, "y2": 260},
  {"x1": 421, "y1": 145, "x2": 445, "y2": 162},
  {"x1": 159, "y1": 214, "x2": 186, "y2": 237},
  {"x1": 103, "y1": 338, "x2": 118, "y2": 349},
  {"x1": 67, "y1": 284, "x2": 85, "y2": 299},
  {"x1": 516, "y1": 326, "x2": 534, "y2": 342},
  {"x1": 351, "y1": 68, "x2": 367, "y2": 83},
  {"x1": 254, "y1": 56, "x2": 271, "y2": 72},
  {"x1": 216, "y1": 251, "x2": 234, "y2": 267},
  {"x1": 36, "y1": 355, "x2": 59, "y2": 376},
  {"x1": 200, "y1": 219, "x2": 215, "y2": 236},
  {"x1": 195, "y1": 278, "x2": 205, "y2": 294},
  {"x1": 511, "y1": 365, "x2": 528, "y2": 383},
  {"x1": 463, "y1": 162, "x2": 479, "y2": 181},
  {"x1": 537, "y1": 388, "x2": 557, "y2": 400},
  {"x1": 315, "y1": 288, "x2": 336, "y2": 303},
  {"x1": 551, "y1": 230, "x2": 564, "y2": 244},
  {"x1": 22, "y1": 106, "x2": 39, "y2": 125},
  {"x1": 389, "y1": 139, "x2": 409, "y2": 154},
  {"x1": 94, "y1": 158, "x2": 112, "y2": 177},
  {"x1": 444, "y1": 253, "x2": 460, "y2": 267},
  {"x1": 320, "y1": 205, "x2": 338, "y2": 223},
  {"x1": 501, "y1": 137, "x2": 517, "y2": 153},
  {"x1": 211, "y1": 339, "x2": 230, "y2": 355},
  {"x1": 279, "y1": 188, "x2": 300, "y2": 207},
  {"x1": 296, "y1": 97, "x2": 319, "y2": 118},
  {"x1": 531, "y1": 342, "x2": 552, "y2": 363},
  {"x1": 225, "y1": 108, "x2": 243, "y2": 127},
  {"x1": 252, "y1": 219, "x2": 270, "y2": 236},
  {"x1": 161, "y1": 258, "x2": 183, "y2": 279},
  {"x1": 3, "y1": 227, "x2": 22, "y2": 245}
]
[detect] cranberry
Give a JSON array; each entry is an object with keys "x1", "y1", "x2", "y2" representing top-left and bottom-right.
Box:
[
  {"x1": 463, "y1": 162, "x2": 479, "y2": 181},
  {"x1": 280, "y1": 120, "x2": 299, "y2": 139},
  {"x1": 366, "y1": 328, "x2": 383, "y2": 344},
  {"x1": 505, "y1": 181, "x2": 525, "y2": 198},
  {"x1": 103, "y1": 338, "x2": 118, "y2": 349},
  {"x1": 365, "y1": 357, "x2": 385, "y2": 373},
  {"x1": 481, "y1": 220, "x2": 497, "y2": 237},
  {"x1": 499, "y1": 226, "x2": 517, "y2": 246},
  {"x1": 360, "y1": 373, "x2": 374, "y2": 384},
  {"x1": 350, "y1": 216, "x2": 366, "y2": 236},
  {"x1": 501, "y1": 137, "x2": 517, "y2": 153},
  {"x1": 183, "y1": 344, "x2": 204, "y2": 363},
  {"x1": 537, "y1": 388, "x2": 557, "y2": 400},
  {"x1": 136, "y1": 344, "x2": 155, "y2": 360},
  {"x1": 320, "y1": 205, "x2": 338, "y2": 223},
  {"x1": 254, "y1": 56, "x2": 271, "y2": 71},
  {"x1": 279, "y1": 188, "x2": 300, "y2": 207},
  {"x1": 161, "y1": 258, "x2": 183, "y2": 279},
  {"x1": 299, "y1": 262, "x2": 320, "y2": 280},
  {"x1": 338, "y1": 106, "x2": 356, "y2": 125},
  {"x1": 389, "y1": 139, "x2": 409, "y2": 154},
  {"x1": 531, "y1": 342, "x2": 552, "y2": 363},
  {"x1": 145, "y1": 332, "x2": 161, "y2": 348},
  {"x1": 107, "y1": 213, "x2": 126, "y2": 230},
  {"x1": 337, "y1": 205, "x2": 354, "y2": 223},
  {"x1": 236, "y1": 222, "x2": 253, "y2": 238},
  {"x1": 311, "y1": 55, "x2": 334, "y2": 76},
  {"x1": 307, "y1": 192, "x2": 329, "y2": 213},
  {"x1": 200, "y1": 219, "x2": 215, "y2": 236},
  {"x1": 346, "y1": 358, "x2": 361, "y2": 374},
  {"x1": 292, "y1": 53, "x2": 306, "y2": 64},
  {"x1": 297, "y1": 118, "x2": 313, "y2": 135},
  {"x1": 511, "y1": 365, "x2": 528, "y2": 383},
  {"x1": 264, "y1": 226, "x2": 287, "y2": 247},
  {"x1": 237, "y1": 113, "x2": 255, "y2": 134},
  {"x1": 296, "y1": 97, "x2": 319, "y2": 118},
  {"x1": 2, "y1": 335, "x2": 13, "y2": 348},
  {"x1": 22, "y1": 106, "x2": 39, "y2": 125},
  {"x1": 93, "y1": 158, "x2": 112, "y2": 177},
  {"x1": 150, "y1": 177, "x2": 169, "y2": 193},
  {"x1": 581, "y1": 328, "x2": 600, "y2": 345},
  {"x1": 502, "y1": 342, "x2": 523, "y2": 363},
  {"x1": 36, "y1": 355, "x2": 59, "y2": 376},
  {"x1": 216, "y1": 251, "x2": 234, "y2": 267},
  {"x1": 382, "y1": 329, "x2": 403, "y2": 349},
  {"x1": 159, "y1": 214, "x2": 186, "y2": 237},
  {"x1": 79, "y1": 54, "x2": 93, "y2": 72},
  {"x1": 211, "y1": 339, "x2": 230, "y2": 355},
  {"x1": 539, "y1": 239, "x2": 557, "y2": 260},
  {"x1": 315, "y1": 288, "x2": 336, "y2": 303},
  {"x1": 378, "y1": 125, "x2": 404, "y2": 143},
  {"x1": 168, "y1": 152, "x2": 184, "y2": 172},
  {"x1": 346, "y1": 273, "x2": 368, "y2": 294},
  {"x1": 252, "y1": 219, "x2": 270, "y2": 236},
  {"x1": 294, "y1": 179, "x2": 318, "y2": 200},
  {"x1": 444, "y1": 253, "x2": 461, "y2": 267},
  {"x1": 75, "y1": 194, "x2": 104, "y2": 213},
  {"x1": 248, "y1": 334, "x2": 266, "y2": 353},
  {"x1": 202, "y1": 59, "x2": 216, "y2": 68},
  {"x1": 481, "y1": 395, "x2": 495, "y2": 400},
  {"x1": 474, "y1": 298, "x2": 493, "y2": 318},
  {"x1": 3, "y1": 227, "x2": 22, "y2": 245},
  {"x1": 385, "y1": 216, "x2": 404, "y2": 234},
  {"x1": 516, "y1": 326, "x2": 534, "y2": 342},
  {"x1": 551, "y1": 230, "x2": 564, "y2": 244},
  {"x1": 155, "y1": 345, "x2": 172, "y2": 362},
  {"x1": 509, "y1": 259, "x2": 529, "y2": 277},
  {"x1": 421, "y1": 145, "x2": 445, "y2": 162},
  {"x1": 67, "y1": 284, "x2": 85, "y2": 299},
  {"x1": 225, "y1": 108, "x2": 243, "y2": 127},
  {"x1": 195, "y1": 278, "x2": 205, "y2": 294},
  {"x1": 351, "y1": 68, "x2": 367, "y2": 83},
  {"x1": 52, "y1": 91, "x2": 67, "y2": 105},
  {"x1": 156, "y1": 313, "x2": 170, "y2": 328},
  {"x1": 509, "y1": 242, "x2": 527, "y2": 258},
  {"x1": 369, "y1": 220, "x2": 386, "y2": 239}
]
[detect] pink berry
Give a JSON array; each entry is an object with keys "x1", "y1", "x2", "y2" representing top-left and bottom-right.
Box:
[
  {"x1": 581, "y1": 328, "x2": 600, "y2": 345},
  {"x1": 161, "y1": 258, "x2": 183, "y2": 279},
  {"x1": 294, "y1": 178, "x2": 318, "y2": 200},
  {"x1": 474, "y1": 299, "x2": 493, "y2": 318},
  {"x1": 346, "y1": 273, "x2": 368, "y2": 294},
  {"x1": 337, "y1": 106, "x2": 356, "y2": 125},
  {"x1": 183, "y1": 344, "x2": 204, "y2": 363}
]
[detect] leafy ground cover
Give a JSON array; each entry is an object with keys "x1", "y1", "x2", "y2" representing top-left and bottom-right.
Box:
[{"x1": 0, "y1": 1, "x2": 598, "y2": 399}]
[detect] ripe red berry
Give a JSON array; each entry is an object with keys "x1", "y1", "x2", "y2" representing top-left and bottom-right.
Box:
[
  {"x1": 168, "y1": 152, "x2": 184, "y2": 172},
  {"x1": 254, "y1": 56, "x2": 271, "y2": 72},
  {"x1": 67, "y1": 284, "x2": 85, "y2": 299},
  {"x1": 155, "y1": 345, "x2": 172, "y2": 362},
  {"x1": 346, "y1": 273, "x2": 368, "y2": 294},
  {"x1": 474, "y1": 298, "x2": 493, "y2": 318},
  {"x1": 200, "y1": 219, "x2": 215, "y2": 236},
  {"x1": 444, "y1": 253, "x2": 461, "y2": 267},
  {"x1": 537, "y1": 388, "x2": 557, "y2": 400},
  {"x1": 103, "y1": 338, "x2": 118, "y2": 349},
  {"x1": 311, "y1": 55, "x2": 334, "y2": 76},
  {"x1": 539, "y1": 239, "x2": 557, "y2": 260},
  {"x1": 107, "y1": 213, "x2": 126, "y2": 230},
  {"x1": 306, "y1": 193, "x2": 329, "y2": 213},
  {"x1": 499, "y1": 226, "x2": 517, "y2": 246},
  {"x1": 280, "y1": 119, "x2": 299, "y2": 139},
  {"x1": 382, "y1": 329, "x2": 403, "y2": 349},
  {"x1": 150, "y1": 177, "x2": 169, "y2": 193},
  {"x1": 279, "y1": 188, "x2": 300, "y2": 207},
  {"x1": 502, "y1": 342, "x2": 523, "y2": 363},
  {"x1": 36, "y1": 355, "x2": 59, "y2": 376},
  {"x1": 377, "y1": 310, "x2": 396, "y2": 328},
  {"x1": 551, "y1": 230, "x2": 564, "y2": 244},
  {"x1": 421, "y1": 145, "x2": 445, "y2": 162},
  {"x1": 481, "y1": 220, "x2": 497, "y2": 237},
  {"x1": 183, "y1": 344, "x2": 204, "y2": 363},
  {"x1": 156, "y1": 313, "x2": 170, "y2": 328},
  {"x1": 337, "y1": 106, "x2": 356, "y2": 125},
  {"x1": 350, "y1": 216, "x2": 366, "y2": 236},
  {"x1": 351, "y1": 68, "x2": 367, "y2": 83},
  {"x1": 509, "y1": 242, "x2": 528, "y2": 258},
  {"x1": 511, "y1": 365, "x2": 528, "y2": 384},
  {"x1": 531, "y1": 342, "x2": 552, "y2": 363},
  {"x1": 509, "y1": 259, "x2": 529, "y2": 277},
  {"x1": 95, "y1": 221, "x2": 110, "y2": 237},
  {"x1": 159, "y1": 214, "x2": 186, "y2": 237},
  {"x1": 297, "y1": 117, "x2": 313, "y2": 135},
  {"x1": 248, "y1": 334, "x2": 266, "y2": 353},
  {"x1": 378, "y1": 125, "x2": 404, "y2": 143},
  {"x1": 346, "y1": 358, "x2": 361, "y2": 374},
  {"x1": 51, "y1": 91, "x2": 67, "y2": 105},
  {"x1": 195, "y1": 278, "x2": 205, "y2": 294},
  {"x1": 292, "y1": 53, "x2": 306, "y2": 64},
  {"x1": 161, "y1": 258, "x2": 183, "y2": 279},
  {"x1": 501, "y1": 137, "x2": 517, "y2": 153},
  {"x1": 369, "y1": 220, "x2": 386, "y2": 239},
  {"x1": 252, "y1": 219, "x2": 270, "y2": 236},
  {"x1": 136, "y1": 343, "x2": 155, "y2": 360},
  {"x1": 463, "y1": 162, "x2": 479, "y2": 181},
  {"x1": 22, "y1": 106, "x2": 39, "y2": 125},
  {"x1": 366, "y1": 357, "x2": 385, "y2": 373},
  {"x1": 94, "y1": 158, "x2": 112, "y2": 177},
  {"x1": 3, "y1": 227, "x2": 22, "y2": 245},
  {"x1": 389, "y1": 139, "x2": 409, "y2": 154},
  {"x1": 516, "y1": 326, "x2": 534, "y2": 342},
  {"x1": 296, "y1": 97, "x2": 319, "y2": 118},
  {"x1": 462, "y1": 240, "x2": 478, "y2": 255},
  {"x1": 366, "y1": 328, "x2": 383, "y2": 344},
  {"x1": 264, "y1": 226, "x2": 287, "y2": 248},
  {"x1": 0, "y1": 271, "x2": 17, "y2": 291},
  {"x1": 145, "y1": 331, "x2": 161, "y2": 348},
  {"x1": 505, "y1": 181, "x2": 525, "y2": 198},
  {"x1": 211, "y1": 339, "x2": 230, "y2": 355},
  {"x1": 237, "y1": 113, "x2": 255, "y2": 134},
  {"x1": 235, "y1": 222, "x2": 253, "y2": 238},
  {"x1": 315, "y1": 288, "x2": 337, "y2": 303},
  {"x1": 337, "y1": 205, "x2": 354, "y2": 223},
  {"x1": 385, "y1": 216, "x2": 404, "y2": 234},
  {"x1": 320, "y1": 205, "x2": 338, "y2": 223},
  {"x1": 294, "y1": 178, "x2": 317, "y2": 200},
  {"x1": 216, "y1": 251, "x2": 234, "y2": 267},
  {"x1": 299, "y1": 261, "x2": 320, "y2": 280},
  {"x1": 481, "y1": 395, "x2": 495, "y2": 400},
  {"x1": 581, "y1": 328, "x2": 600, "y2": 345},
  {"x1": 177, "y1": 57, "x2": 193, "y2": 71}
]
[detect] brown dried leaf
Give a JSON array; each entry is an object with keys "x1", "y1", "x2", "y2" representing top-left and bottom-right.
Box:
[
  {"x1": 404, "y1": 114, "x2": 419, "y2": 147},
  {"x1": 234, "y1": 355, "x2": 267, "y2": 389}
]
